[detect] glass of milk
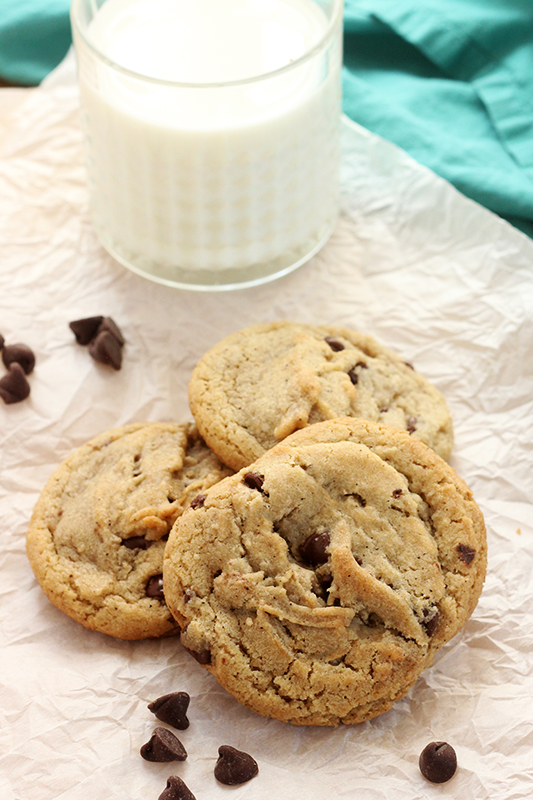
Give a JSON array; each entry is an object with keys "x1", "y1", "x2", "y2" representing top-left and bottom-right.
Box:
[{"x1": 70, "y1": 0, "x2": 343, "y2": 290}]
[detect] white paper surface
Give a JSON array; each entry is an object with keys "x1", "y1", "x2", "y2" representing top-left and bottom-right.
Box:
[{"x1": 1, "y1": 51, "x2": 532, "y2": 800}]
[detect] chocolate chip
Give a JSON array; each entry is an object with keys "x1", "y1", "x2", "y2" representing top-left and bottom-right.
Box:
[
  {"x1": 158, "y1": 776, "x2": 196, "y2": 800},
  {"x1": 140, "y1": 727, "x2": 187, "y2": 763},
  {"x1": 299, "y1": 531, "x2": 330, "y2": 566},
  {"x1": 99, "y1": 316, "x2": 125, "y2": 346},
  {"x1": 123, "y1": 536, "x2": 152, "y2": 550},
  {"x1": 0, "y1": 333, "x2": 4, "y2": 349},
  {"x1": 146, "y1": 575, "x2": 164, "y2": 598},
  {"x1": 214, "y1": 745, "x2": 258, "y2": 786},
  {"x1": 325, "y1": 336, "x2": 344, "y2": 352},
  {"x1": 406, "y1": 416, "x2": 417, "y2": 433},
  {"x1": 0, "y1": 363, "x2": 31, "y2": 404},
  {"x1": 392, "y1": 488, "x2": 403, "y2": 498},
  {"x1": 347, "y1": 369, "x2": 358, "y2": 385},
  {"x1": 419, "y1": 742, "x2": 457, "y2": 784},
  {"x1": 243, "y1": 471, "x2": 265, "y2": 492},
  {"x1": 69, "y1": 316, "x2": 104, "y2": 345},
  {"x1": 457, "y1": 544, "x2": 476, "y2": 565},
  {"x1": 422, "y1": 608, "x2": 439, "y2": 637},
  {"x1": 2, "y1": 343, "x2": 35, "y2": 375},
  {"x1": 380, "y1": 407, "x2": 389, "y2": 413},
  {"x1": 190, "y1": 493, "x2": 206, "y2": 509},
  {"x1": 88, "y1": 330, "x2": 123, "y2": 370},
  {"x1": 182, "y1": 642, "x2": 211, "y2": 665},
  {"x1": 148, "y1": 692, "x2": 190, "y2": 730},
  {"x1": 183, "y1": 589, "x2": 196, "y2": 604}
]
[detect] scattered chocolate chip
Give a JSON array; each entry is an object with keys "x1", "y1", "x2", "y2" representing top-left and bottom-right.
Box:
[
  {"x1": 99, "y1": 316, "x2": 125, "y2": 346},
  {"x1": 69, "y1": 316, "x2": 104, "y2": 345},
  {"x1": 148, "y1": 692, "x2": 190, "y2": 730},
  {"x1": 325, "y1": 336, "x2": 344, "y2": 352},
  {"x1": 380, "y1": 407, "x2": 389, "y2": 413},
  {"x1": 419, "y1": 742, "x2": 457, "y2": 784},
  {"x1": 190, "y1": 493, "x2": 206, "y2": 510},
  {"x1": 123, "y1": 536, "x2": 152, "y2": 550},
  {"x1": 182, "y1": 642, "x2": 211, "y2": 665},
  {"x1": 2, "y1": 343, "x2": 36, "y2": 375},
  {"x1": 89, "y1": 330, "x2": 123, "y2": 370},
  {"x1": 392, "y1": 488, "x2": 403, "y2": 498},
  {"x1": 140, "y1": 727, "x2": 187, "y2": 763},
  {"x1": 422, "y1": 609, "x2": 439, "y2": 637},
  {"x1": 406, "y1": 416, "x2": 417, "y2": 434},
  {"x1": 0, "y1": 363, "x2": 31, "y2": 404},
  {"x1": 183, "y1": 589, "x2": 196, "y2": 604},
  {"x1": 299, "y1": 531, "x2": 330, "y2": 566},
  {"x1": 0, "y1": 333, "x2": 4, "y2": 349},
  {"x1": 158, "y1": 776, "x2": 197, "y2": 800},
  {"x1": 214, "y1": 745, "x2": 258, "y2": 786},
  {"x1": 456, "y1": 544, "x2": 476, "y2": 565},
  {"x1": 146, "y1": 575, "x2": 165, "y2": 599},
  {"x1": 243, "y1": 471, "x2": 265, "y2": 492}
]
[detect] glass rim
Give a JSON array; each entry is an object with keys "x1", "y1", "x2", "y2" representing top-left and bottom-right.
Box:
[{"x1": 70, "y1": 0, "x2": 343, "y2": 89}]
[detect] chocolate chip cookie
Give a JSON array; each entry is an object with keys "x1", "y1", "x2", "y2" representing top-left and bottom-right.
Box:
[
  {"x1": 26, "y1": 423, "x2": 232, "y2": 640},
  {"x1": 188, "y1": 321, "x2": 453, "y2": 471},
  {"x1": 163, "y1": 418, "x2": 486, "y2": 726}
]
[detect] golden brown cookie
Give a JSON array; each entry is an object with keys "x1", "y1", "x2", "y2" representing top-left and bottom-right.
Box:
[
  {"x1": 188, "y1": 321, "x2": 453, "y2": 470},
  {"x1": 26, "y1": 422, "x2": 232, "y2": 640},
  {"x1": 163, "y1": 418, "x2": 485, "y2": 725}
]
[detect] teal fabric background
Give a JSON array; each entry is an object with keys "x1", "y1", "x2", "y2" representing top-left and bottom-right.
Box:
[{"x1": 1, "y1": 0, "x2": 533, "y2": 237}]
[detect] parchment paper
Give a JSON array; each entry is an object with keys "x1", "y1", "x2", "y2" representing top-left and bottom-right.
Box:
[{"x1": 1, "y1": 51, "x2": 532, "y2": 800}]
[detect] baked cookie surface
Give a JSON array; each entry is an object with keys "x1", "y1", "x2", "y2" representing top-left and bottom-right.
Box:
[
  {"x1": 163, "y1": 418, "x2": 486, "y2": 726},
  {"x1": 188, "y1": 321, "x2": 454, "y2": 471},
  {"x1": 26, "y1": 422, "x2": 232, "y2": 640}
]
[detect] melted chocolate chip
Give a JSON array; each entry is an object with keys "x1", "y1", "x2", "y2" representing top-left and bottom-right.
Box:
[
  {"x1": 140, "y1": 727, "x2": 187, "y2": 763},
  {"x1": 422, "y1": 609, "x2": 440, "y2": 637},
  {"x1": 348, "y1": 369, "x2": 358, "y2": 385},
  {"x1": 88, "y1": 330, "x2": 123, "y2": 370},
  {"x1": 214, "y1": 746, "x2": 258, "y2": 786},
  {"x1": 299, "y1": 531, "x2": 330, "y2": 566},
  {"x1": 123, "y1": 536, "x2": 152, "y2": 550},
  {"x1": 406, "y1": 416, "x2": 417, "y2": 433},
  {"x1": 182, "y1": 643, "x2": 211, "y2": 665},
  {"x1": 0, "y1": 363, "x2": 31, "y2": 404},
  {"x1": 243, "y1": 471, "x2": 265, "y2": 492},
  {"x1": 146, "y1": 575, "x2": 164, "y2": 599},
  {"x1": 190, "y1": 493, "x2": 206, "y2": 510},
  {"x1": 456, "y1": 544, "x2": 476, "y2": 565},
  {"x1": 69, "y1": 316, "x2": 104, "y2": 345},
  {"x1": 148, "y1": 692, "x2": 190, "y2": 730},
  {"x1": 158, "y1": 776, "x2": 197, "y2": 800},
  {"x1": 392, "y1": 488, "x2": 403, "y2": 498},
  {"x1": 419, "y1": 742, "x2": 457, "y2": 784},
  {"x1": 2, "y1": 343, "x2": 35, "y2": 375},
  {"x1": 325, "y1": 336, "x2": 344, "y2": 352}
]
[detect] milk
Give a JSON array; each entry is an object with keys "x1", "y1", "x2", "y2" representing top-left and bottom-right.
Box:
[{"x1": 72, "y1": 0, "x2": 342, "y2": 286}]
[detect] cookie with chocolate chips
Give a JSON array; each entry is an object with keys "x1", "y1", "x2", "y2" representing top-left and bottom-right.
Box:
[
  {"x1": 163, "y1": 418, "x2": 486, "y2": 726},
  {"x1": 26, "y1": 423, "x2": 231, "y2": 639},
  {"x1": 188, "y1": 321, "x2": 454, "y2": 471}
]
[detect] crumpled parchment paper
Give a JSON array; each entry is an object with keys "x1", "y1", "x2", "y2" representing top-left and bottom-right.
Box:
[{"x1": 1, "y1": 50, "x2": 532, "y2": 800}]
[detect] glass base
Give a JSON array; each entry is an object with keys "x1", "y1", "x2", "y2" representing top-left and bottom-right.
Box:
[{"x1": 98, "y1": 219, "x2": 338, "y2": 291}]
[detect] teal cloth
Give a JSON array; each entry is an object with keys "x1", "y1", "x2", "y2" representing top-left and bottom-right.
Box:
[
  {"x1": 2, "y1": 0, "x2": 533, "y2": 237},
  {"x1": 0, "y1": 0, "x2": 71, "y2": 86}
]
